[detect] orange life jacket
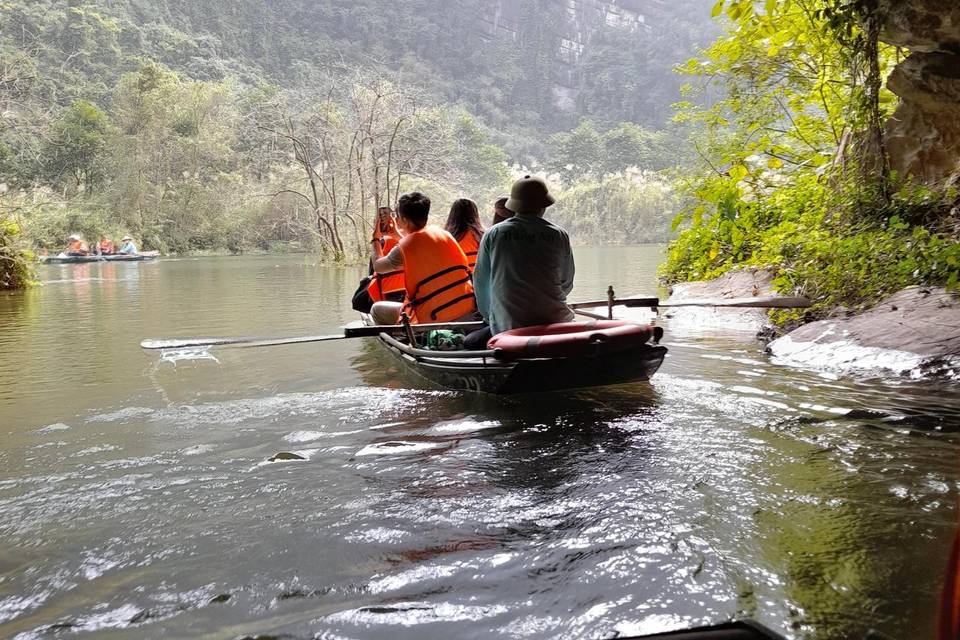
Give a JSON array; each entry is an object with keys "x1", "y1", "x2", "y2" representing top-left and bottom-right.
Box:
[
  {"x1": 367, "y1": 234, "x2": 406, "y2": 302},
  {"x1": 68, "y1": 239, "x2": 88, "y2": 254},
  {"x1": 399, "y1": 226, "x2": 476, "y2": 323},
  {"x1": 99, "y1": 240, "x2": 115, "y2": 254},
  {"x1": 457, "y1": 230, "x2": 481, "y2": 271}
]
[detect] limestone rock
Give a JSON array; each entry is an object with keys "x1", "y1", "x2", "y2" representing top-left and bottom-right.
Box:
[
  {"x1": 879, "y1": 0, "x2": 960, "y2": 53},
  {"x1": 662, "y1": 268, "x2": 776, "y2": 334},
  {"x1": 885, "y1": 52, "x2": 960, "y2": 183},
  {"x1": 768, "y1": 287, "x2": 960, "y2": 378}
]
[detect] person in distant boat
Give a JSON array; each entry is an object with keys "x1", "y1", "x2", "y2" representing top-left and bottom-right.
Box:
[
  {"x1": 367, "y1": 206, "x2": 406, "y2": 305},
  {"x1": 65, "y1": 234, "x2": 90, "y2": 256},
  {"x1": 444, "y1": 198, "x2": 485, "y2": 272},
  {"x1": 467, "y1": 175, "x2": 574, "y2": 349},
  {"x1": 98, "y1": 235, "x2": 115, "y2": 255},
  {"x1": 118, "y1": 235, "x2": 138, "y2": 255},
  {"x1": 491, "y1": 196, "x2": 512, "y2": 226},
  {"x1": 370, "y1": 191, "x2": 476, "y2": 326}
]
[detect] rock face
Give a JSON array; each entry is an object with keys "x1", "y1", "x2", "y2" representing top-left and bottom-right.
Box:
[
  {"x1": 879, "y1": 1, "x2": 960, "y2": 53},
  {"x1": 768, "y1": 287, "x2": 960, "y2": 378},
  {"x1": 885, "y1": 52, "x2": 960, "y2": 183},
  {"x1": 880, "y1": 1, "x2": 960, "y2": 183}
]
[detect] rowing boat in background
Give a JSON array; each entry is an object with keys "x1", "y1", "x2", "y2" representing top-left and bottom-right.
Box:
[{"x1": 41, "y1": 251, "x2": 160, "y2": 265}]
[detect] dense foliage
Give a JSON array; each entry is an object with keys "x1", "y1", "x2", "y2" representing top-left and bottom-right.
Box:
[
  {"x1": 662, "y1": 0, "x2": 960, "y2": 320},
  {"x1": 0, "y1": 0, "x2": 713, "y2": 271},
  {"x1": 0, "y1": 209, "x2": 34, "y2": 290}
]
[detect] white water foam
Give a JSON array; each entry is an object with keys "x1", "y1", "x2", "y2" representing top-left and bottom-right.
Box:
[{"x1": 769, "y1": 335, "x2": 960, "y2": 379}]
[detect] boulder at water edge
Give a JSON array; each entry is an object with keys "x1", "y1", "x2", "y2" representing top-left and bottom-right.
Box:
[
  {"x1": 767, "y1": 287, "x2": 960, "y2": 378},
  {"x1": 663, "y1": 268, "x2": 775, "y2": 334}
]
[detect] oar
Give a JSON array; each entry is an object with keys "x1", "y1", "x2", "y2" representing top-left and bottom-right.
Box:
[
  {"x1": 140, "y1": 320, "x2": 486, "y2": 351},
  {"x1": 141, "y1": 297, "x2": 810, "y2": 351},
  {"x1": 662, "y1": 295, "x2": 811, "y2": 308},
  {"x1": 568, "y1": 295, "x2": 811, "y2": 310}
]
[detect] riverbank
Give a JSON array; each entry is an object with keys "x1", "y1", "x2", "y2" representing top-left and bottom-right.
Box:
[{"x1": 667, "y1": 268, "x2": 960, "y2": 379}]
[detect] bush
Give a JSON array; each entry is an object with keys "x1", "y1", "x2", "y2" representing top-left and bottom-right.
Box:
[
  {"x1": 0, "y1": 213, "x2": 35, "y2": 290},
  {"x1": 661, "y1": 174, "x2": 960, "y2": 321}
]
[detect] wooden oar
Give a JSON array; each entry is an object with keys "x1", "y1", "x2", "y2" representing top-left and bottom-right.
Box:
[
  {"x1": 568, "y1": 295, "x2": 811, "y2": 310},
  {"x1": 140, "y1": 320, "x2": 486, "y2": 350},
  {"x1": 141, "y1": 297, "x2": 810, "y2": 351},
  {"x1": 661, "y1": 295, "x2": 811, "y2": 308}
]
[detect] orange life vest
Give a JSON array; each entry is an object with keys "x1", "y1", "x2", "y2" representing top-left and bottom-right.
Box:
[
  {"x1": 68, "y1": 239, "x2": 88, "y2": 254},
  {"x1": 367, "y1": 234, "x2": 406, "y2": 302},
  {"x1": 399, "y1": 226, "x2": 476, "y2": 323},
  {"x1": 99, "y1": 240, "x2": 115, "y2": 254},
  {"x1": 457, "y1": 230, "x2": 481, "y2": 271}
]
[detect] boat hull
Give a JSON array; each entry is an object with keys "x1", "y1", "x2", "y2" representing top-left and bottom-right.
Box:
[
  {"x1": 376, "y1": 331, "x2": 667, "y2": 394},
  {"x1": 41, "y1": 253, "x2": 159, "y2": 264}
]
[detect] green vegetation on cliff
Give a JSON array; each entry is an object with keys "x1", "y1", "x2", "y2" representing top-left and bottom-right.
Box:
[{"x1": 662, "y1": 0, "x2": 960, "y2": 320}]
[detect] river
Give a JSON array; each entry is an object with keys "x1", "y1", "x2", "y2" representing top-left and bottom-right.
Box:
[{"x1": 0, "y1": 247, "x2": 957, "y2": 640}]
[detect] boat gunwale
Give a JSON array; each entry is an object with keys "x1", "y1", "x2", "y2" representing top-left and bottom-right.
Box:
[{"x1": 378, "y1": 331, "x2": 505, "y2": 364}]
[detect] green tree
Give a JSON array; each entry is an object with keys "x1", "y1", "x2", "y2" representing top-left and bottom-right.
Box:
[
  {"x1": 42, "y1": 99, "x2": 110, "y2": 191},
  {"x1": 663, "y1": 0, "x2": 959, "y2": 318}
]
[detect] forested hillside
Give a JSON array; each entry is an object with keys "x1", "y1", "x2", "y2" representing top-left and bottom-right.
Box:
[{"x1": 0, "y1": 0, "x2": 714, "y2": 267}]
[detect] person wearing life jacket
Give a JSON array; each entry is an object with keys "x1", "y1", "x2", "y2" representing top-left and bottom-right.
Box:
[
  {"x1": 370, "y1": 191, "x2": 476, "y2": 326},
  {"x1": 65, "y1": 234, "x2": 90, "y2": 256},
  {"x1": 98, "y1": 235, "x2": 116, "y2": 255},
  {"x1": 367, "y1": 206, "x2": 406, "y2": 304},
  {"x1": 444, "y1": 198, "x2": 485, "y2": 272},
  {"x1": 466, "y1": 175, "x2": 574, "y2": 349}
]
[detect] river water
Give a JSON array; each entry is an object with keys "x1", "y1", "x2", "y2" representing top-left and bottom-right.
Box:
[{"x1": 0, "y1": 247, "x2": 957, "y2": 640}]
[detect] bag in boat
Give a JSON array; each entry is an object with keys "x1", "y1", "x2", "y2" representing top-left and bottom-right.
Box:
[
  {"x1": 423, "y1": 330, "x2": 465, "y2": 351},
  {"x1": 351, "y1": 276, "x2": 375, "y2": 313}
]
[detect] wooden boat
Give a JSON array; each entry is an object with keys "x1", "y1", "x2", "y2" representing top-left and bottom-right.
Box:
[
  {"x1": 623, "y1": 620, "x2": 785, "y2": 639},
  {"x1": 365, "y1": 315, "x2": 667, "y2": 395},
  {"x1": 41, "y1": 251, "x2": 160, "y2": 265}
]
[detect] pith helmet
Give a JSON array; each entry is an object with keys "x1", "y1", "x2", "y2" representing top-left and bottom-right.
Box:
[{"x1": 505, "y1": 175, "x2": 555, "y2": 213}]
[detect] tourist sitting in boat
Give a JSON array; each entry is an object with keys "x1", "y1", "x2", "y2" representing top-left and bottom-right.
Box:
[
  {"x1": 370, "y1": 191, "x2": 476, "y2": 325},
  {"x1": 467, "y1": 175, "x2": 574, "y2": 349},
  {"x1": 444, "y1": 198, "x2": 485, "y2": 271},
  {"x1": 98, "y1": 235, "x2": 116, "y2": 255},
  {"x1": 118, "y1": 235, "x2": 138, "y2": 255},
  {"x1": 491, "y1": 196, "x2": 513, "y2": 226},
  {"x1": 367, "y1": 206, "x2": 406, "y2": 305},
  {"x1": 65, "y1": 234, "x2": 90, "y2": 256}
]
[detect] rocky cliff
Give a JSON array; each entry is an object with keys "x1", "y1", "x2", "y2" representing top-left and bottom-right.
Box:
[{"x1": 880, "y1": 1, "x2": 960, "y2": 183}]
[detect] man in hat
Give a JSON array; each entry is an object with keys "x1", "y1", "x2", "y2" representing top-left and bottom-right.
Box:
[
  {"x1": 118, "y1": 235, "x2": 139, "y2": 255},
  {"x1": 467, "y1": 175, "x2": 574, "y2": 348}
]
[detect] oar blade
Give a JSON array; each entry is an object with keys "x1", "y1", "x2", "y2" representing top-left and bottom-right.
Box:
[{"x1": 140, "y1": 337, "x2": 249, "y2": 350}]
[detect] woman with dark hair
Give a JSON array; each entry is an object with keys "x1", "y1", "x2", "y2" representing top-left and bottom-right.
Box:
[{"x1": 444, "y1": 198, "x2": 485, "y2": 271}]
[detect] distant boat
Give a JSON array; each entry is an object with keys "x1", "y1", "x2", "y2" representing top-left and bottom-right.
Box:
[{"x1": 40, "y1": 251, "x2": 160, "y2": 265}]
